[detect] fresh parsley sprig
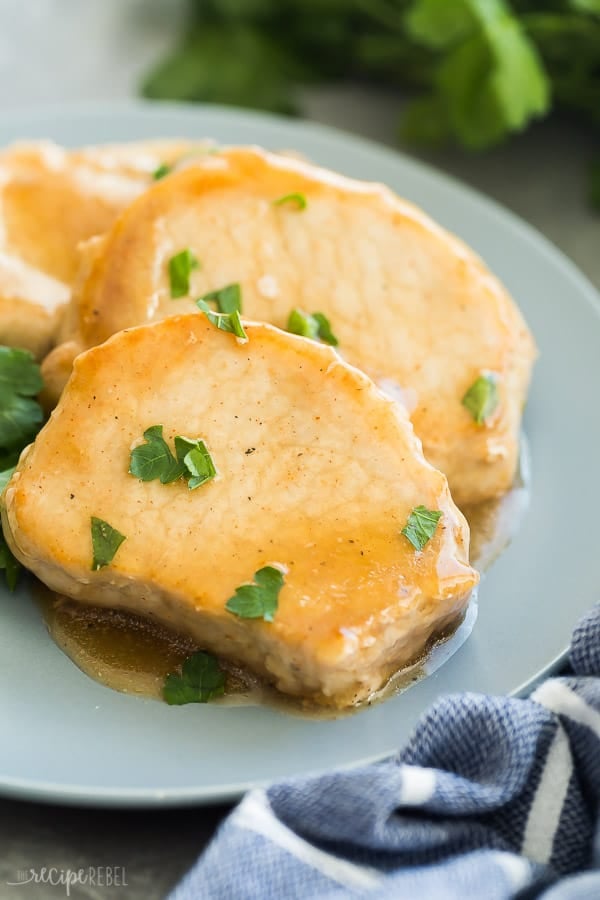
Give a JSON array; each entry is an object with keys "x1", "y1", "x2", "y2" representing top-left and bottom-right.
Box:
[
  {"x1": 143, "y1": 0, "x2": 558, "y2": 156},
  {"x1": 403, "y1": 0, "x2": 550, "y2": 149},
  {"x1": 0, "y1": 345, "x2": 46, "y2": 591},
  {"x1": 0, "y1": 346, "x2": 44, "y2": 456}
]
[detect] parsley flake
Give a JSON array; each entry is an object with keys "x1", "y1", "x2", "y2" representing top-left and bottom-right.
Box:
[
  {"x1": 401, "y1": 506, "x2": 442, "y2": 552},
  {"x1": 200, "y1": 283, "x2": 242, "y2": 314},
  {"x1": 130, "y1": 427, "x2": 217, "y2": 491},
  {"x1": 197, "y1": 300, "x2": 248, "y2": 341},
  {"x1": 462, "y1": 374, "x2": 499, "y2": 425},
  {"x1": 91, "y1": 517, "x2": 126, "y2": 571},
  {"x1": 274, "y1": 192, "x2": 307, "y2": 210},
  {"x1": 129, "y1": 425, "x2": 185, "y2": 484},
  {"x1": 153, "y1": 163, "x2": 171, "y2": 180},
  {"x1": 287, "y1": 309, "x2": 339, "y2": 346},
  {"x1": 174, "y1": 436, "x2": 217, "y2": 490},
  {"x1": 312, "y1": 312, "x2": 338, "y2": 346},
  {"x1": 0, "y1": 346, "x2": 44, "y2": 453},
  {"x1": 169, "y1": 248, "x2": 200, "y2": 298},
  {"x1": 163, "y1": 650, "x2": 226, "y2": 705},
  {"x1": 225, "y1": 566, "x2": 285, "y2": 623}
]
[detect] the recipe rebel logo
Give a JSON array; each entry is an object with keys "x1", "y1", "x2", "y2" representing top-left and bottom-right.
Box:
[{"x1": 6, "y1": 866, "x2": 128, "y2": 895}]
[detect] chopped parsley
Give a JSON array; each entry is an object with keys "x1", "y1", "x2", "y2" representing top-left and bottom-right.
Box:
[
  {"x1": 311, "y1": 312, "x2": 338, "y2": 346},
  {"x1": 91, "y1": 517, "x2": 126, "y2": 571},
  {"x1": 153, "y1": 162, "x2": 171, "y2": 180},
  {"x1": 274, "y1": 192, "x2": 307, "y2": 210},
  {"x1": 402, "y1": 506, "x2": 442, "y2": 552},
  {"x1": 169, "y1": 248, "x2": 200, "y2": 298},
  {"x1": 287, "y1": 309, "x2": 338, "y2": 346},
  {"x1": 130, "y1": 426, "x2": 216, "y2": 490},
  {"x1": 200, "y1": 283, "x2": 242, "y2": 315},
  {"x1": 0, "y1": 346, "x2": 44, "y2": 454},
  {"x1": 225, "y1": 565, "x2": 284, "y2": 622},
  {"x1": 163, "y1": 650, "x2": 226, "y2": 705},
  {"x1": 129, "y1": 425, "x2": 185, "y2": 484},
  {"x1": 462, "y1": 373, "x2": 499, "y2": 425},
  {"x1": 197, "y1": 299, "x2": 248, "y2": 341},
  {"x1": 174, "y1": 436, "x2": 217, "y2": 490}
]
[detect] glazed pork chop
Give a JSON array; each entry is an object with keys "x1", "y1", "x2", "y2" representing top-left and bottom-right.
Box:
[
  {"x1": 0, "y1": 139, "x2": 192, "y2": 356},
  {"x1": 3, "y1": 314, "x2": 478, "y2": 707},
  {"x1": 44, "y1": 147, "x2": 535, "y2": 506}
]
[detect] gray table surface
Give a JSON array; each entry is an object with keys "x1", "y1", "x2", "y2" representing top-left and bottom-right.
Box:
[{"x1": 0, "y1": 8, "x2": 599, "y2": 898}]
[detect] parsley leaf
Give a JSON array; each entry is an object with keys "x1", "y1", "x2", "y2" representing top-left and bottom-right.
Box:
[
  {"x1": 163, "y1": 650, "x2": 226, "y2": 705},
  {"x1": 153, "y1": 162, "x2": 171, "y2": 180},
  {"x1": 130, "y1": 428, "x2": 217, "y2": 491},
  {"x1": 312, "y1": 313, "x2": 339, "y2": 346},
  {"x1": 405, "y1": 0, "x2": 550, "y2": 149},
  {"x1": 200, "y1": 283, "x2": 242, "y2": 314},
  {"x1": 129, "y1": 425, "x2": 185, "y2": 484},
  {"x1": 274, "y1": 192, "x2": 307, "y2": 210},
  {"x1": 225, "y1": 565, "x2": 285, "y2": 622},
  {"x1": 287, "y1": 309, "x2": 339, "y2": 346},
  {"x1": 287, "y1": 308, "x2": 319, "y2": 340},
  {"x1": 174, "y1": 436, "x2": 217, "y2": 490},
  {"x1": 169, "y1": 249, "x2": 200, "y2": 298},
  {"x1": 405, "y1": 0, "x2": 474, "y2": 49},
  {"x1": 462, "y1": 373, "x2": 499, "y2": 424},
  {"x1": 197, "y1": 300, "x2": 248, "y2": 341},
  {"x1": 0, "y1": 346, "x2": 44, "y2": 452},
  {"x1": 401, "y1": 506, "x2": 442, "y2": 551},
  {"x1": 91, "y1": 517, "x2": 126, "y2": 571},
  {"x1": 0, "y1": 529, "x2": 20, "y2": 591}
]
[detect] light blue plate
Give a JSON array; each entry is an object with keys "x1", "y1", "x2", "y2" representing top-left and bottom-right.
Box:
[{"x1": 0, "y1": 102, "x2": 597, "y2": 807}]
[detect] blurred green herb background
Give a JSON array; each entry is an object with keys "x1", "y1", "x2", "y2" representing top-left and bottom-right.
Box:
[{"x1": 142, "y1": 0, "x2": 600, "y2": 199}]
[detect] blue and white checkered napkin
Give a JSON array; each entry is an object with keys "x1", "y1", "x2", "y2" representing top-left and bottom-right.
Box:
[{"x1": 170, "y1": 606, "x2": 600, "y2": 900}]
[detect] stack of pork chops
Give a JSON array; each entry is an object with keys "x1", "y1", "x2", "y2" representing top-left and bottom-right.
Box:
[{"x1": 0, "y1": 141, "x2": 535, "y2": 708}]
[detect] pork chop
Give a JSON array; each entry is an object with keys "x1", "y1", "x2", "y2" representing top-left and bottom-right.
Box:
[
  {"x1": 43, "y1": 147, "x2": 535, "y2": 505},
  {"x1": 0, "y1": 139, "x2": 193, "y2": 356},
  {"x1": 3, "y1": 314, "x2": 478, "y2": 707}
]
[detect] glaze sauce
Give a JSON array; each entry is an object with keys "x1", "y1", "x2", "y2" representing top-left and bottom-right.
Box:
[{"x1": 38, "y1": 458, "x2": 529, "y2": 714}]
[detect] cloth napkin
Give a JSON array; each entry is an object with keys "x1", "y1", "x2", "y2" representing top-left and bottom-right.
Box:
[{"x1": 170, "y1": 606, "x2": 600, "y2": 900}]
